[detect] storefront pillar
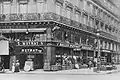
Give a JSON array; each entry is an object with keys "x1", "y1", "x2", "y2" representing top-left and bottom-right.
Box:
[{"x1": 45, "y1": 27, "x2": 56, "y2": 66}]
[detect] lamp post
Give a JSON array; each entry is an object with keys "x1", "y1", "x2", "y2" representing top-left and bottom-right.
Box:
[{"x1": 96, "y1": 30, "x2": 101, "y2": 71}]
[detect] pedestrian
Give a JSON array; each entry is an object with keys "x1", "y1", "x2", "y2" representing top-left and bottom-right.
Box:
[
  {"x1": 88, "y1": 60, "x2": 92, "y2": 69},
  {"x1": 0, "y1": 61, "x2": 4, "y2": 72},
  {"x1": 15, "y1": 60, "x2": 20, "y2": 72}
]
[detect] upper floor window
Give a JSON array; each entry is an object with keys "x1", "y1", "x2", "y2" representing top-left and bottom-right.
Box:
[
  {"x1": 55, "y1": 2, "x2": 62, "y2": 15},
  {"x1": 66, "y1": 7, "x2": 72, "y2": 19},
  {"x1": 28, "y1": 0, "x2": 37, "y2": 13},
  {"x1": 19, "y1": 3, "x2": 27, "y2": 13},
  {"x1": 89, "y1": 17, "x2": 94, "y2": 27},
  {"x1": 75, "y1": 11, "x2": 80, "y2": 22},
  {"x1": 37, "y1": 1, "x2": 44, "y2": 13},
  {"x1": 0, "y1": 2, "x2": 3, "y2": 14},
  {"x1": 79, "y1": 0, "x2": 83, "y2": 9},
  {"x1": 3, "y1": 1, "x2": 11, "y2": 14}
]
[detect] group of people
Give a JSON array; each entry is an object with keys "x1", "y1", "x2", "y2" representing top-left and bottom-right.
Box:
[
  {"x1": 12, "y1": 60, "x2": 20, "y2": 72},
  {"x1": 55, "y1": 55, "x2": 98, "y2": 70}
]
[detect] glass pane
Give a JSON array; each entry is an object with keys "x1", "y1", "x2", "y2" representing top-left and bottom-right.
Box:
[
  {"x1": 56, "y1": 5, "x2": 61, "y2": 15},
  {"x1": 66, "y1": 10, "x2": 71, "y2": 19},
  {"x1": 19, "y1": 4, "x2": 27, "y2": 13},
  {"x1": 3, "y1": 3, "x2": 10, "y2": 14},
  {"x1": 37, "y1": 2, "x2": 44, "y2": 13},
  {"x1": 0, "y1": 3, "x2": 2, "y2": 14}
]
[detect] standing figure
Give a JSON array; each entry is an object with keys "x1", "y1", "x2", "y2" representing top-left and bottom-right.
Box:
[
  {"x1": 88, "y1": 60, "x2": 92, "y2": 69},
  {"x1": 15, "y1": 60, "x2": 20, "y2": 72}
]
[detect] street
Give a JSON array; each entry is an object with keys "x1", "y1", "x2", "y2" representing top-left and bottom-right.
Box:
[{"x1": 0, "y1": 72, "x2": 120, "y2": 80}]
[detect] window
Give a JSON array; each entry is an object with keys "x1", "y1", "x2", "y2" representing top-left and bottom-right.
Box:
[
  {"x1": 66, "y1": 7, "x2": 72, "y2": 19},
  {"x1": 75, "y1": 11, "x2": 80, "y2": 22},
  {"x1": 89, "y1": 18, "x2": 93, "y2": 27},
  {"x1": 80, "y1": 0, "x2": 83, "y2": 9},
  {"x1": 0, "y1": 2, "x2": 2, "y2": 14},
  {"x1": 3, "y1": 1, "x2": 11, "y2": 14},
  {"x1": 28, "y1": 0, "x2": 37, "y2": 13},
  {"x1": 55, "y1": 3, "x2": 61, "y2": 15},
  {"x1": 37, "y1": 2, "x2": 44, "y2": 13},
  {"x1": 61, "y1": 7, "x2": 65, "y2": 17},
  {"x1": 83, "y1": 15, "x2": 88, "y2": 25},
  {"x1": 87, "y1": 1, "x2": 90, "y2": 13},
  {"x1": 95, "y1": 7, "x2": 98, "y2": 15},
  {"x1": 19, "y1": 3, "x2": 27, "y2": 13}
]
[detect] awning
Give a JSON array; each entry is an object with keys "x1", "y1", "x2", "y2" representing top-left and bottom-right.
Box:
[{"x1": 0, "y1": 28, "x2": 47, "y2": 33}]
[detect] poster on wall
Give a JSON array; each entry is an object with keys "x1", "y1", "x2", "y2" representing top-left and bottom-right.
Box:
[{"x1": 0, "y1": 40, "x2": 9, "y2": 55}]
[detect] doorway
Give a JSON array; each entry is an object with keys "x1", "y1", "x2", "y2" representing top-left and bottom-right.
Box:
[{"x1": 2, "y1": 55, "x2": 10, "y2": 69}]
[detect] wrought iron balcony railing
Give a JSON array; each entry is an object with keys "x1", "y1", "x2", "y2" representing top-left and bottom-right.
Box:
[
  {"x1": 0, "y1": 12, "x2": 95, "y2": 33},
  {"x1": 0, "y1": 12, "x2": 118, "y2": 42}
]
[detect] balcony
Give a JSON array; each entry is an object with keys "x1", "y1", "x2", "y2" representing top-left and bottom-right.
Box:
[
  {"x1": 100, "y1": 31, "x2": 118, "y2": 42},
  {"x1": 0, "y1": 12, "x2": 117, "y2": 42},
  {"x1": 0, "y1": 12, "x2": 95, "y2": 34}
]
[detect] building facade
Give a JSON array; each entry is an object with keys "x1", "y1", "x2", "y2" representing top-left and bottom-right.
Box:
[{"x1": 0, "y1": 0, "x2": 120, "y2": 70}]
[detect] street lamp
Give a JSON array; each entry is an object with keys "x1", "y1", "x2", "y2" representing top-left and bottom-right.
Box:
[{"x1": 96, "y1": 29, "x2": 101, "y2": 71}]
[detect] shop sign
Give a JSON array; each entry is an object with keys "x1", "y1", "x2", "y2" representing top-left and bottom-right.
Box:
[
  {"x1": 58, "y1": 43, "x2": 70, "y2": 47},
  {"x1": 73, "y1": 48, "x2": 81, "y2": 51},
  {"x1": 21, "y1": 48, "x2": 43, "y2": 54},
  {"x1": 82, "y1": 45, "x2": 92, "y2": 50},
  {"x1": 101, "y1": 50, "x2": 111, "y2": 53},
  {"x1": 17, "y1": 41, "x2": 44, "y2": 46}
]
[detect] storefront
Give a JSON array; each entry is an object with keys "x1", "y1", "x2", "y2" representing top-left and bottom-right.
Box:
[
  {"x1": 0, "y1": 40, "x2": 10, "y2": 69},
  {"x1": 14, "y1": 41, "x2": 45, "y2": 69}
]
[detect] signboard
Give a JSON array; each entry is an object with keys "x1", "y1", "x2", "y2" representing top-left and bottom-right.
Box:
[
  {"x1": 17, "y1": 41, "x2": 44, "y2": 46},
  {"x1": 82, "y1": 45, "x2": 92, "y2": 50},
  {"x1": 20, "y1": 47, "x2": 44, "y2": 54},
  {"x1": 0, "y1": 41, "x2": 9, "y2": 55}
]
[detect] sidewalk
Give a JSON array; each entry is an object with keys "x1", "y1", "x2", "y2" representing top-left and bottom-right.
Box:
[{"x1": 4, "y1": 65, "x2": 120, "y2": 75}]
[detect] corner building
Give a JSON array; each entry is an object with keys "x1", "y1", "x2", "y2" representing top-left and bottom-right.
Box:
[{"x1": 0, "y1": 0, "x2": 120, "y2": 70}]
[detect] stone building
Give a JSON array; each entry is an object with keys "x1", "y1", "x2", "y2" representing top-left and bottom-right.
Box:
[{"x1": 0, "y1": 0, "x2": 120, "y2": 70}]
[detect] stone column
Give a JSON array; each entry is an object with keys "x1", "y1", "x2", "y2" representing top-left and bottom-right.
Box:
[{"x1": 45, "y1": 28, "x2": 55, "y2": 65}]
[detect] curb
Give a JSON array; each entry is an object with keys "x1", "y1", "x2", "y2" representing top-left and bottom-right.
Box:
[{"x1": 1, "y1": 70, "x2": 120, "y2": 75}]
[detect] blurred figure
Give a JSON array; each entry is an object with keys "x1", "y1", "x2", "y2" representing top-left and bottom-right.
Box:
[{"x1": 88, "y1": 60, "x2": 92, "y2": 69}]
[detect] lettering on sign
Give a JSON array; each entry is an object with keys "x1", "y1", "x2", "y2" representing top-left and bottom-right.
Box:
[
  {"x1": 17, "y1": 41, "x2": 44, "y2": 46},
  {"x1": 82, "y1": 46, "x2": 92, "y2": 50},
  {"x1": 21, "y1": 48, "x2": 43, "y2": 54}
]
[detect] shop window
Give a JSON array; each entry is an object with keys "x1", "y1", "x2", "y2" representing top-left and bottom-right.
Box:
[
  {"x1": 74, "y1": 34, "x2": 80, "y2": 44},
  {"x1": 63, "y1": 31, "x2": 71, "y2": 43},
  {"x1": 81, "y1": 34, "x2": 86, "y2": 44},
  {"x1": 39, "y1": 34, "x2": 46, "y2": 41},
  {"x1": 53, "y1": 31, "x2": 62, "y2": 41}
]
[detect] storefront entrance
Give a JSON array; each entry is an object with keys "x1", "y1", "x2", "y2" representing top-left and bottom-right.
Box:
[
  {"x1": 18, "y1": 54, "x2": 44, "y2": 69},
  {"x1": 2, "y1": 55, "x2": 10, "y2": 69}
]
